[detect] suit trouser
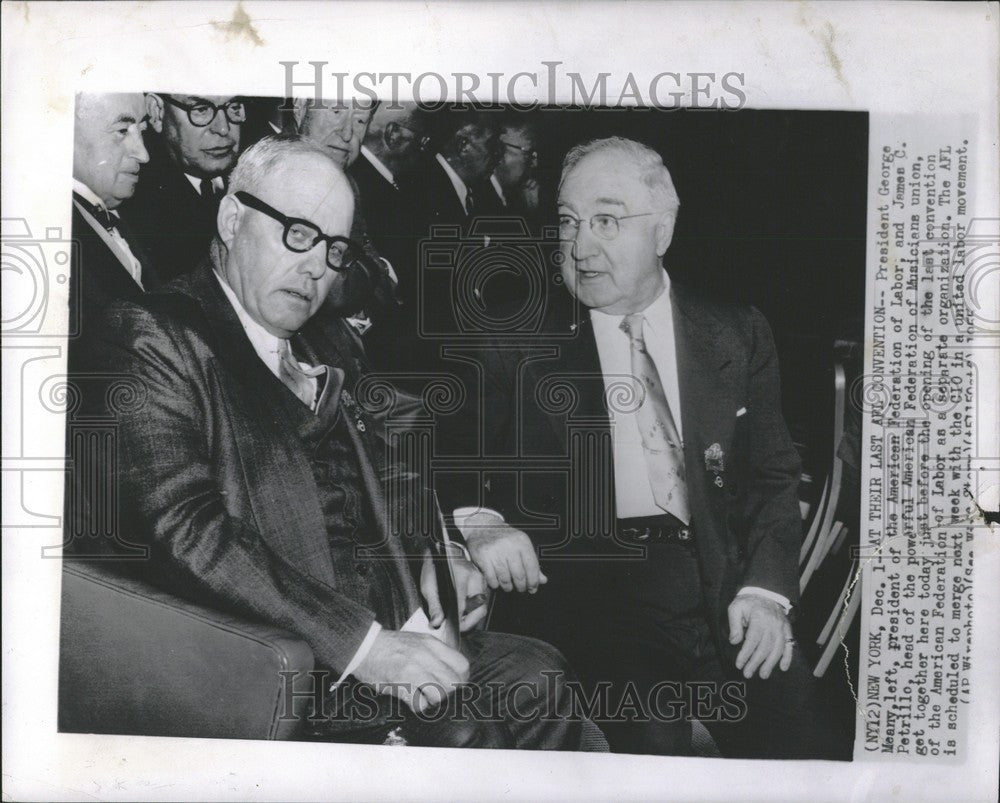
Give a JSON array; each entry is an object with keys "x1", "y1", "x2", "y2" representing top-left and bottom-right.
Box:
[
  {"x1": 302, "y1": 631, "x2": 607, "y2": 751},
  {"x1": 578, "y1": 542, "x2": 851, "y2": 760}
]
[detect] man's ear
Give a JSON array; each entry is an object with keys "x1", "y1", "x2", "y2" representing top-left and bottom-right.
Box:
[
  {"x1": 654, "y1": 211, "x2": 676, "y2": 257},
  {"x1": 145, "y1": 93, "x2": 164, "y2": 134},
  {"x1": 216, "y1": 194, "x2": 241, "y2": 249}
]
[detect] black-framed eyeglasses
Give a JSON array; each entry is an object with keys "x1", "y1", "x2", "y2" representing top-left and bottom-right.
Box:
[
  {"x1": 500, "y1": 139, "x2": 536, "y2": 158},
  {"x1": 162, "y1": 95, "x2": 247, "y2": 127},
  {"x1": 390, "y1": 121, "x2": 431, "y2": 150},
  {"x1": 557, "y1": 212, "x2": 656, "y2": 241},
  {"x1": 235, "y1": 191, "x2": 360, "y2": 271}
]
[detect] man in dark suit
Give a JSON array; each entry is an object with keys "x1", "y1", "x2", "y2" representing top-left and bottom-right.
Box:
[
  {"x1": 124, "y1": 93, "x2": 244, "y2": 282},
  {"x1": 89, "y1": 134, "x2": 600, "y2": 751},
  {"x1": 415, "y1": 108, "x2": 501, "y2": 230},
  {"x1": 70, "y1": 93, "x2": 155, "y2": 326},
  {"x1": 448, "y1": 137, "x2": 847, "y2": 758},
  {"x1": 484, "y1": 117, "x2": 540, "y2": 227},
  {"x1": 295, "y1": 98, "x2": 398, "y2": 325},
  {"x1": 349, "y1": 102, "x2": 430, "y2": 373}
]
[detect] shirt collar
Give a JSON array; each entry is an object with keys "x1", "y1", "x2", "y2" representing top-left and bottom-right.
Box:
[
  {"x1": 185, "y1": 173, "x2": 225, "y2": 196},
  {"x1": 72, "y1": 179, "x2": 117, "y2": 216},
  {"x1": 212, "y1": 270, "x2": 287, "y2": 371},
  {"x1": 361, "y1": 145, "x2": 396, "y2": 186},
  {"x1": 435, "y1": 152, "x2": 468, "y2": 208},
  {"x1": 490, "y1": 173, "x2": 507, "y2": 207},
  {"x1": 589, "y1": 269, "x2": 672, "y2": 334}
]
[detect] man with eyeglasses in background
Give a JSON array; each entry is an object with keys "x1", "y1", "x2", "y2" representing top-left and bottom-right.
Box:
[
  {"x1": 124, "y1": 93, "x2": 245, "y2": 281},
  {"x1": 85, "y1": 134, "x2": 604, "y2": 751},
  {"x1": 483, "y1": 115, "x2": 541, "y2": 229},
  {"x1": 443, "y1": 136, "x2": 848, "y2": 759}
]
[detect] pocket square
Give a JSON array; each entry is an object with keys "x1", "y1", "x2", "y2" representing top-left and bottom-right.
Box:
[{"x1": 736, "y1": 406, "x2": 747, "y2": 417}]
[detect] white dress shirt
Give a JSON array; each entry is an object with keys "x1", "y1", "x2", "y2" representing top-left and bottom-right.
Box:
[
  {"x1": 490, "y1": 174, "x2": 508, "y2": 207},
  {"x1": 72, "y1": 179, "x2": 144, "y2": 288},
  {"x1": 360, "y1": 145, "x2": 397, "y2": 188},
  {"x1": 184, "y1": 173, "x2": 225, "y2": 196},
  {"x1": 435, "y1": 152, "x2": 470, "y2": 213},
  {"x1": 591, "y1": 271, "x2": 684, "y2": 520}
]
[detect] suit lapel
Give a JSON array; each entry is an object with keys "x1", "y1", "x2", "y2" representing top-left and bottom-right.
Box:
[
  {"x1": 71, "y1": 203, "x2": 144, "y2": 292},
  {"x1": 672, "y1": 284, "x2": 745, "y2": 470},
  {"x1": 183, "y1": 265, "x2": 338, "y2": 584}
]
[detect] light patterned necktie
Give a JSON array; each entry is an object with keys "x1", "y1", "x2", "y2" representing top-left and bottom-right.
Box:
[
  {"x1": 278, "y1": 339, "x2": 320, "y2": 408},
  {"x1": 620, "y1": 313, "x2": 690, "y2": 524}
]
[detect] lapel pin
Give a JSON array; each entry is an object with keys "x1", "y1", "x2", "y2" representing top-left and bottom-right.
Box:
[{"x1": 704, "y1": 443, "x2": 725, "y2": 485}]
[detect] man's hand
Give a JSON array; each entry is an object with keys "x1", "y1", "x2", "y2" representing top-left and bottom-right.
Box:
[
  {"x1": 352, "y1": 629, "x2": 470, "y2": 713},
  {"x1": 727, "y1": 595, "x2": 794, "y2": 680},
  {"x1": 420, "y1": 547, "x2": 489, "y2": 632},
  {"x1": 460, "y1": 512, "x2": 547, "y2": 594}
]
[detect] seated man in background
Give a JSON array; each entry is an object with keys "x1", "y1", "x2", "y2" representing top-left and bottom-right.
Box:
[
  {"x1": 86, "y1": 134, "x2": 601, "y2": 751},
  {"x1": 125, "y1": 93, "x2": 244, "y2": 281},
  {"x1": 295, "y1": 98, "x2": 400, "y2": 338}
]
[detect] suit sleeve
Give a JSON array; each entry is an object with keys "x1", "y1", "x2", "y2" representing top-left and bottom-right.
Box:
[
  {"x1": 739, "y1": 307, "x2": 803, "y2": 607},
  {"x1": 96, "y1": 305, "x2": 377, "y2": 674}
]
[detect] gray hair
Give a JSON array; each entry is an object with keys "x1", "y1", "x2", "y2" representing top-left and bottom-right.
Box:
[
  {"x1": 227, "y1": 133, "x2": 341, "y2": 195},
  {"x1": 560, "y1": 136, "x2": 680, "y2": 217}
]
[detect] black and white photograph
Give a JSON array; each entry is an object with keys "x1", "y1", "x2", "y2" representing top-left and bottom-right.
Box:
[{"x1": 2, "y1": 2, "x2": 998, "y2": 801}]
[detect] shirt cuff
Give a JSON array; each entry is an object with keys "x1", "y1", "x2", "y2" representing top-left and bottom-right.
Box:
[
  {"x1": 329, "y1": 621, "x2": 382, "y2": 692},
  {"x1": 736, "y1": 587, "x2": 792, "y2": 614},
  {"x1": 452, "y1": 507, "x2": 505, "y2": 532}
]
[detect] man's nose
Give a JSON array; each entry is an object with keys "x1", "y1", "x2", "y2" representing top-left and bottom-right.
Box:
[
  {"x1": 208, "y1": 108, "x2": 231, "y2": 137},
  {"x1": 130, "y1": 130, "x2": 150, "y2": 164},
  {"x1": 571, "y1": 221, "x2": 599, "y2": 260},
  {"x1": 297, "y1": 244, "x2": 329, "y2": 280}
]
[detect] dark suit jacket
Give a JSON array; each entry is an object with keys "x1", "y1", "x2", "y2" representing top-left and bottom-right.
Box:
[
  {"x1": 411, "y1": 155, "x2": 471, "y2": 234},
  {"x1": 123, "y1": 137, "x2": 222, "y2": 282},
  {"x1": 89, "y1": 263, "x2": 422, "y2": 673},
  {"x1": 68, "y1": 201, "x2": 161, "y2": 356},
  {"x1": 447, "y1": 283, "x2": 802, "y2": 651}
]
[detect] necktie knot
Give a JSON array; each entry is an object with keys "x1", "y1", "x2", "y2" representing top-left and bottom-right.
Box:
[
  {"x1": 620, "y1": 313, "x2": 647, "y2": 350},
  {"x1": 76, "y1": 195, "x2": 116, "y2": 231},
  {"x1": 279, "y1": 340, "x2": 319, "y2": 408}
]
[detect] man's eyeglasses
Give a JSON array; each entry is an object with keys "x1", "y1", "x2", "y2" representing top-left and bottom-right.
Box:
[
  {"x1": 557, "y1": 212, "x2": 656, "y2": 241},
  {"x1": 163, "y1": 95, "x2": 247, "y2": 127},
  {"x1": 235, "y1": 191, "x2": 360, "y2": 271},
  {"x1": 500, "y1": 139, "x2": 536, "y2": 159}
]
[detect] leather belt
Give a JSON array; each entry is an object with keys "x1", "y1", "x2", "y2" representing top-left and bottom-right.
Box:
[{"x1": 617, "y1": 515, "x2": 695, "y2": 546}]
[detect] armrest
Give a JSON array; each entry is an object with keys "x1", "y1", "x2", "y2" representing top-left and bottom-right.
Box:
[{"x1": 58, "y1": 560, "x2": 315, "y2": 740}]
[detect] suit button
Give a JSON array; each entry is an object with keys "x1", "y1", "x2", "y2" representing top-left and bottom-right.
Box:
[{"x1": 355, "y1": 562, "x2": 369, "y2": 576}]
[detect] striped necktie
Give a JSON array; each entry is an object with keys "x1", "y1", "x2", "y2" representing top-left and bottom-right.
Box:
[{"x1": 620, "y1": 313, "x2": 690, "y2": 523}]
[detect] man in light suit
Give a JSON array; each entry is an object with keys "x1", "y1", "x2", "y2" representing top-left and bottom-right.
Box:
[
  {"x1": 89, "y1": 134, "x2": 600, "y2": 750},
  {"x1": 448, "y1": 137, "x2": 847, "y2": 758}
]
